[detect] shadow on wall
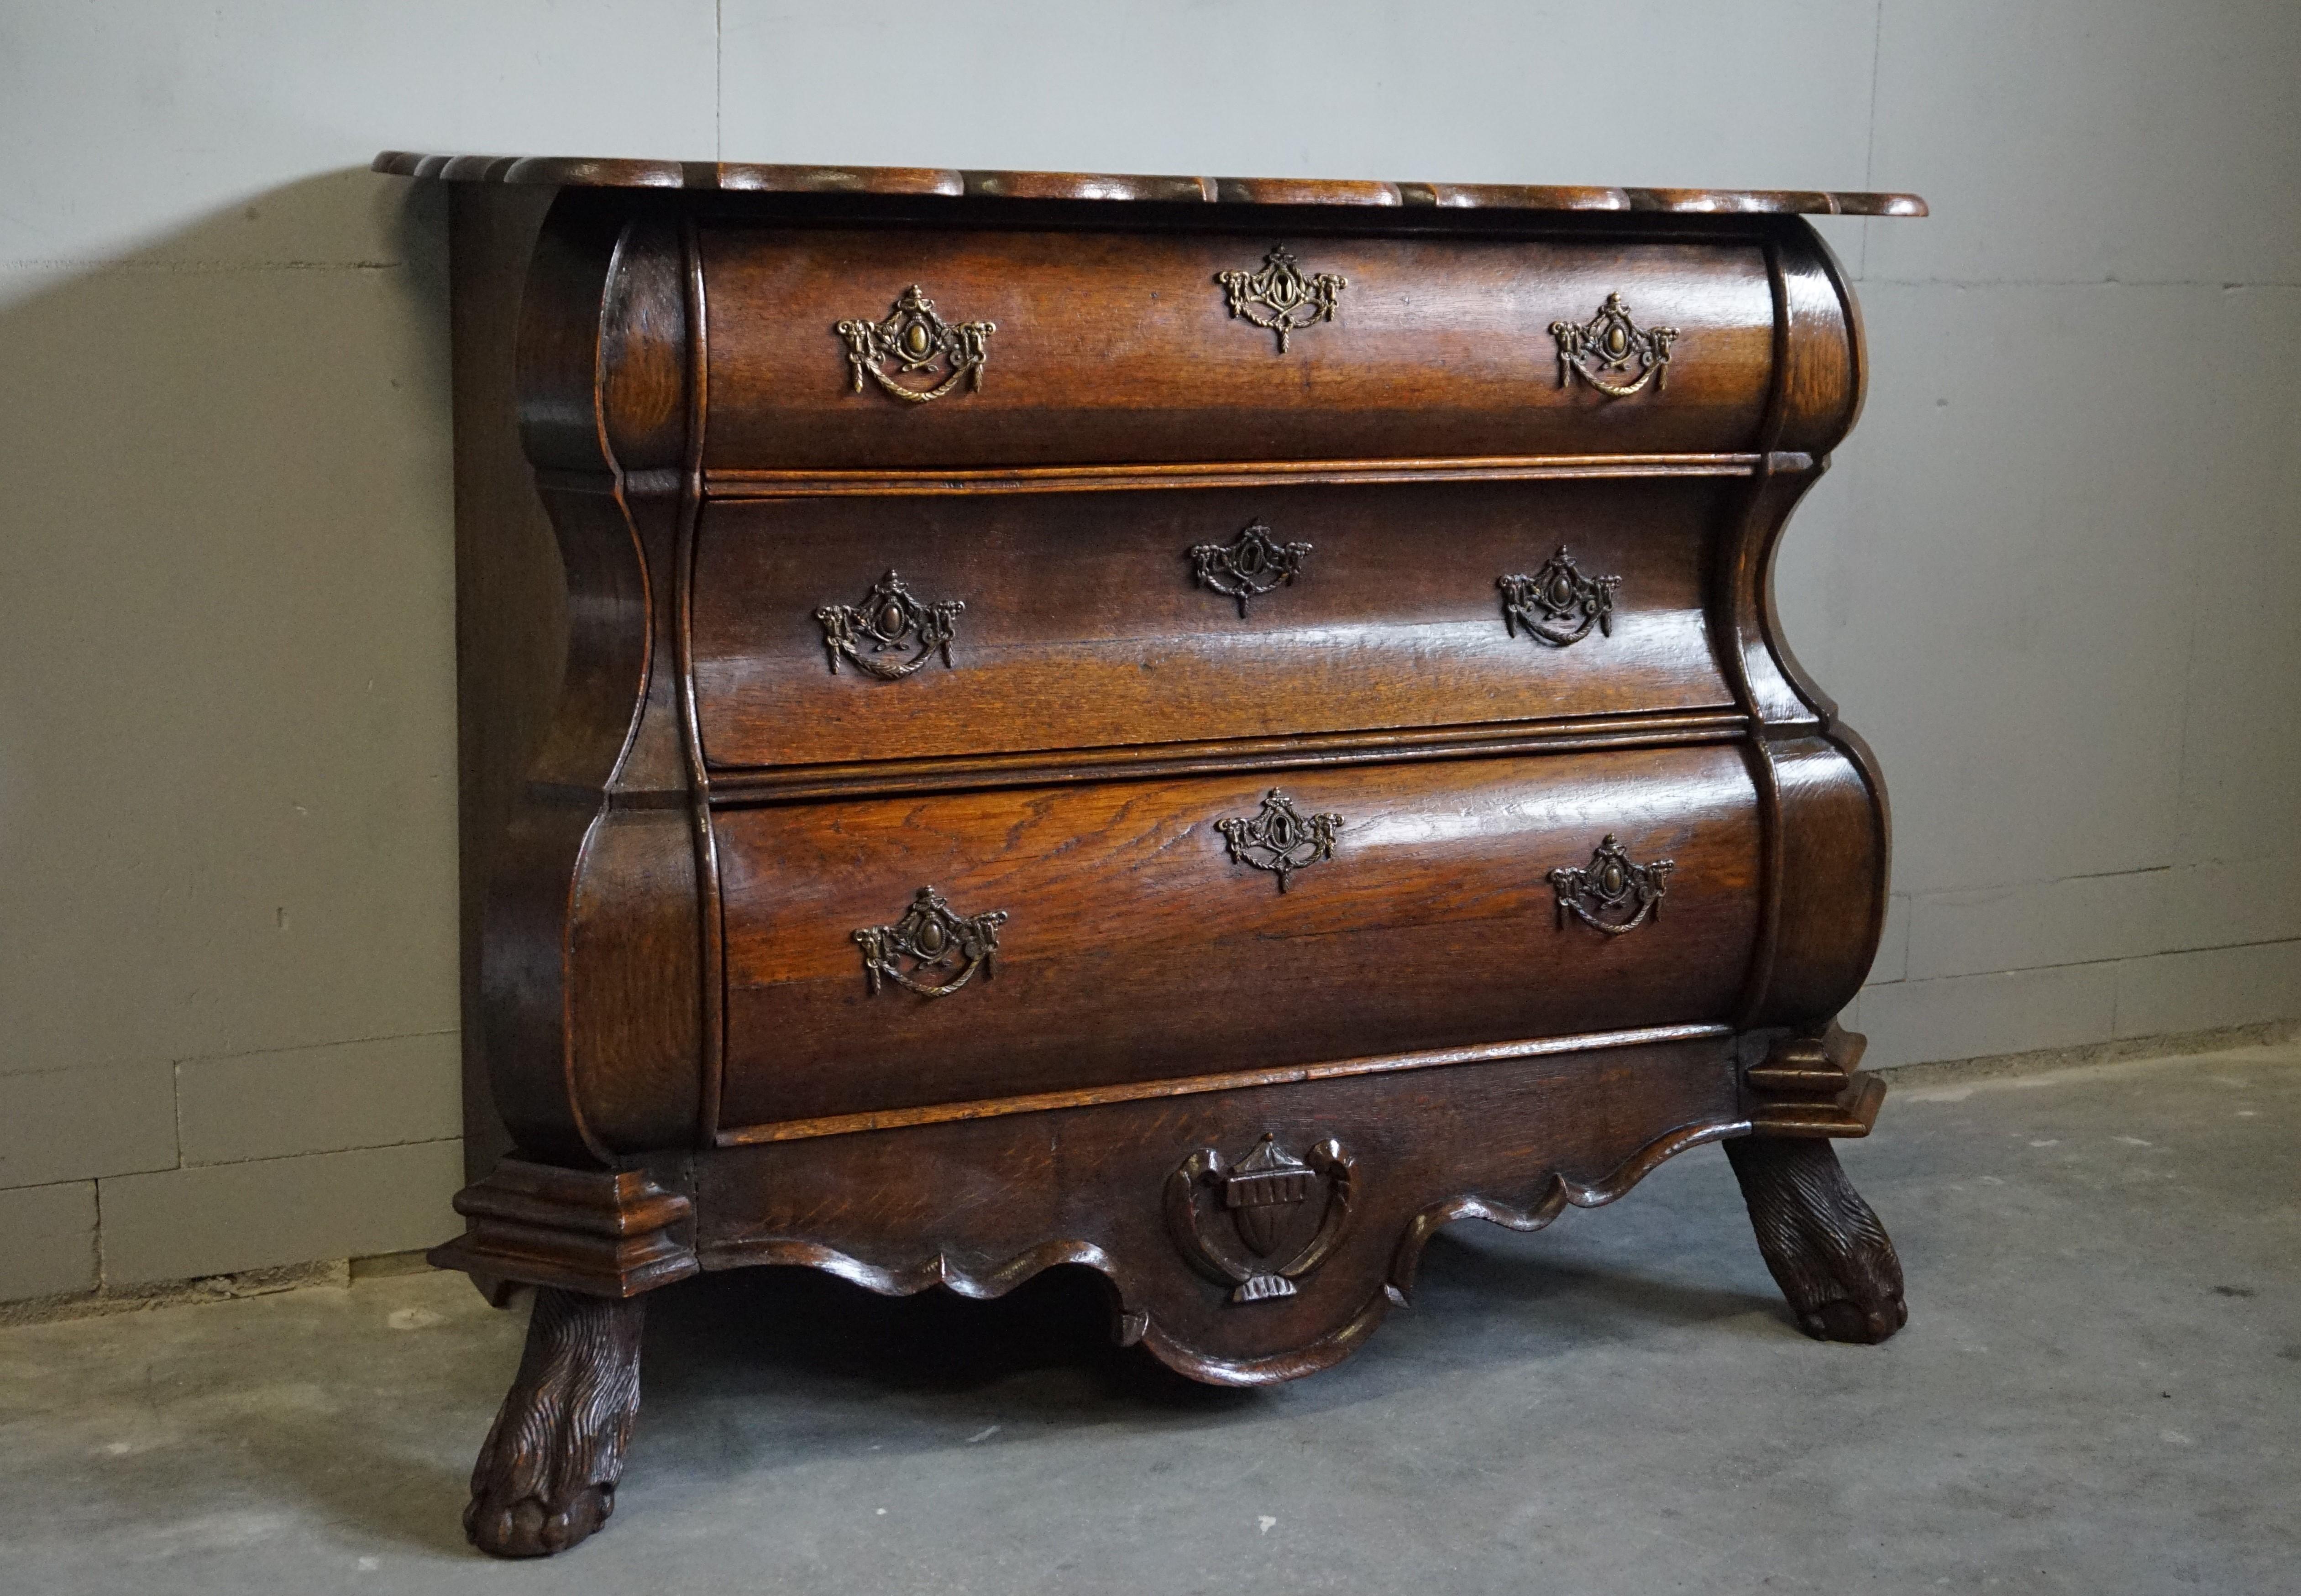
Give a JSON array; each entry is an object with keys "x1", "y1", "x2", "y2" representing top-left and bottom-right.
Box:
[{"x1": 0, "y1": 170, "x2": 469, "y2": 1245}]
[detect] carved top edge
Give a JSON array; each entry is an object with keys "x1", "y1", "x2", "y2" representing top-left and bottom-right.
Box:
[{"x1": 372, "y1": 152, "x2": 1927, "y2": 217}]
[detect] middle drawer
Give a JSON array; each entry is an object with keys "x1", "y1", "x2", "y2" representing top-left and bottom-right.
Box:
[{"x1": 690, "y1": 477, "x2": 1735, "y2": 771}]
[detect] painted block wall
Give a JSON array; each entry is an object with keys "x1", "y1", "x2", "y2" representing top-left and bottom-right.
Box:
[{"x1": 1, "y1": 1, "x2": 2295, "y2": 1302}]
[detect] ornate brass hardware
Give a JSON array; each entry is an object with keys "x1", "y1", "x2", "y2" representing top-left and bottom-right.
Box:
[
  {"x1": 1215, "y1": 245, "x2": 1347, "y2": 353},
  {"x1": 815, "y1": 571, "x2": 964, "y2": 680},
  {"x1": 835, "y1": 284, "x2": 996, "y2": 403},
  {"x1": 1499, "y1": 546, "x2": 1620, "y2": 647},
  {"x1": 853, "y1": 887, "x2": 1008, "y2": 999},
  {"x1": 1165, "y1": 1134, "x2": 1357, "y2": 1303},
  {"x1": 1189, "y1": 520, "x2": 1312, "y2": 616},
  {"x1": 1216, "y1": 789, "x2": 1342, "y2": 893},
  {"x1": 1549, "y1": 835, "x2": 1674, "y2": 936},
  {"x1": 1549, "y1": 292, "x2": 1679, "y2": 397}
]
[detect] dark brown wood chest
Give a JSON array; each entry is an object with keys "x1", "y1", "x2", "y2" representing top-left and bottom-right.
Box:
[{"x1": 384, "y1": 151, "x2": 1924, "y2": 1557}]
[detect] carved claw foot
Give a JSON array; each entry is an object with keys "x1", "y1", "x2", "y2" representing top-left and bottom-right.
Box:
[
  {"x1": 1724, "y1": 1135, "x2": 1908, "y2": 1344},
  {"x1": 465, "y1": 1287, "x2": 647, "y2": 1558}
]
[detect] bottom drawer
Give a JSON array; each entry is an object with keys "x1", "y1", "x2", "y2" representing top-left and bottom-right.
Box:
[{"x1": 713, "y1": 744, "x2": 1760, "y2": 1133}]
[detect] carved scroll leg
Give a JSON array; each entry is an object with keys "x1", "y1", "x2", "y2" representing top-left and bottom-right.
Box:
[
  {"x1": 465, "y1": 1287, "x2": 647, "y2": 1558},
  {"x1": 1724, "y1": 1136, "x2": 1908, "y2": 1345}
]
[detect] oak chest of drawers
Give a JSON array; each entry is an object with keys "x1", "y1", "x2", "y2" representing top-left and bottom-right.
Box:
[{"x1": 386, "y1": 151, "x2": 1925, "y2": 1557}]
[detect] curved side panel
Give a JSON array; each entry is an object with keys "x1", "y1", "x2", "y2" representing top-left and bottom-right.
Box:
[
  {"x1": 1714, "y1": 220, "x2": 1866, "y2": 733},
  {"x1": 482, "y1": 479, "x2": 653, "y2": 1164},
  {"x1": 1771, "y1": 218, "x2": 1864, "y2": 462},
  {"x1": 1746, "y1": 735, "x2": 1888, "y2": 1028},
  {"x1": 482, "y1": 192, "x2": 704, "y2": 1164},
  {"x1": 1720, "y1": 463, "x2": 1840, "y2": 732},
  {"x1": 516, "y1": 196, "x2": 621, "y2": 476},
  {"x1": 565, "y1": 806, "x2": 702, "y2": 1150},
  {"x1": 1713, "y1": 223, "x2": 1888, "y2": 1030}
]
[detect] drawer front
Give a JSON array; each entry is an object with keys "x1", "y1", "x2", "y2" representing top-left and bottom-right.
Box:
[
  {"x1": 699, "y1": 228, "x2": 1774, "y2": 469},
  {"x1": 691, "y1": 478, "x2": 1733, "y2": 771},
  {"x1": 713, "y1": 745, "x2": 1759, "y2": 1133}
]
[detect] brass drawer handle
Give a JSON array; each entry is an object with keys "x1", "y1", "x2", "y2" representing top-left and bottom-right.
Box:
[
  {"x1": 835, "y1": 284, "x2": 996, "y2": 403},
  {"x1": 1549, "y1": 835, "x2": 1674, "y2": 936},
  {"x1": 1499, "y1": 547, "x2": 1618, "y2": 647},
  {"x1": 1550, "y1": 293, "x2": 1679, "y2": 397},
  {"x1": 1217, "y1": 789, "x2": 1342, "y2": 893},
  {"x1": 1190, "y1": 520, "x2": 1312, "y2": 616},
  {"x1": 1216, "y1": 245, "x2": 1347, "y2": 354},
  {"x1": 853, "y1": 887, "x2": 1008, "y2": 999},
  {"x1": 815, "y1": 571, "x2": 964, "y2": 679}
]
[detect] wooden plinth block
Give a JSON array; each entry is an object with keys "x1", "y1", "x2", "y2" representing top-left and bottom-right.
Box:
[
  {"x1": 1742, "y1": 1022, "x2": 1887, "y2": 1138},
  {"x1": 431, "y1": 1158, "x2": 698, "y2": 1300}
]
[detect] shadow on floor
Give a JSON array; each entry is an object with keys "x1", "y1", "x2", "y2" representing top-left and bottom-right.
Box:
[
  {"x1": 646, "y1": 1264, "x2": 1248, "y2": 1410},
  {"x1": 637, "y1": 1219, "x2": 1788, "y2": 1416},
  {"x1": 38, "y1": 1201, "x2": 1796, "y2": 1565}
]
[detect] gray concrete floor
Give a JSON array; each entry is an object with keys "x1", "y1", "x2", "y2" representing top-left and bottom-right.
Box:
[{"x1": 3, "y1": 1045, "x2": 2296, "y2": 1595}]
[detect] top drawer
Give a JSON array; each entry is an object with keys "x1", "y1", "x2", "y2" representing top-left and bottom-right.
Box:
[{"x1": 698, "y1": 228, "x2": 1777, "y2": 469}]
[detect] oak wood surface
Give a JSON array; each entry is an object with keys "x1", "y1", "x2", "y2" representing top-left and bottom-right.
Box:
[
  {"x1": 476, "y1": 201, "x2": 706, "y2": 1167},
  {"x1": 404, "y1": 164, "x2": 1914, "y2": 1553},
  {"x1": 1726, "y1": 1136, "x2": 1908, "y2": 1342},
  {"x1": 701, "y1": 710, "x2": 1752, "y2": 805},
  {"x1": 375, "y1": 151, "x2": 1928, "y2": 217},
  {"x1": 448, "y1": 182, "x2": 559, "y2": 1181},
  {"x1": 700, "y1": 451, "x2": 1796, "y2": 497},
  {"x1": 463, "y1": 1287, "x2": 646, "y2": 1557},
  {"x1": 689, "y1": 1035, "x2": 1745, "y2": 1379},
  {"x1": 691, "y1": 477, "x2": 1732, "y2": 769},
  {"x1": 713, "y1": 745, "x2": 1760, "y2": 1130},
  {"x1": 700, "y1": 229, "x2": 1774, "y2": 467}
]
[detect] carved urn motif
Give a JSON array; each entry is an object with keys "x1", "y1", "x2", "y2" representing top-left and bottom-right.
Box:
[{"x1": 1166, "y1": 1133, "x2": 1358, "y2": 1303}]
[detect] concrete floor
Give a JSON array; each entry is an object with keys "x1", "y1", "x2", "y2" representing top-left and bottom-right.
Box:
[{"x1": 2, "y1": 1046, "x2": 2295, "y2": 1595}]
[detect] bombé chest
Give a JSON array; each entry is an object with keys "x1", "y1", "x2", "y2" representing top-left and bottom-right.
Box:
[{"x1": 403, "y1": 152, "x2": 1922, "y2": 1557}]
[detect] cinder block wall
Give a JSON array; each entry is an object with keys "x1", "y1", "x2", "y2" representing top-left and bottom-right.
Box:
[{"x1": 3, "y1": 1, "x2": 2296, "y2": 1303}]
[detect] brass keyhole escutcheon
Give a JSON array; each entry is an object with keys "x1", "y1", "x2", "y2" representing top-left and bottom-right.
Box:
[
  {"x1": 1499, "y1": 547, "x2": 1619, "y2": 648},
  {"x1": 814, "y1": 571, "x2": 965, "y2": 680},
  {"x1": 852, "y1": 887, "x2": 1008, "y2": 999},
  {"x1": 1214, "y1": 245, "x2": 1347, "y2": 354},
  {"x1": 1189, "y1": 521, "x2": 1312, "y2": 618},
  {"x1": 1216, "y1": 790, "x2": 1342, "y2": 893},
  {"x1": 1549, "y1": 835, "x2": 1674, "y2": 936},
  {"x1": 834, "y1": 284, "x2": 996, "y2": 403},
  {"x1": 1549, "y1": 292, "x2": 1679, "y2": 398}
]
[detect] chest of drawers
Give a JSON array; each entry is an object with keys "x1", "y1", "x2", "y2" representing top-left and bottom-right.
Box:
[{"x1": 386, "y1": 151, "x2": 1924, "y2": 1557}]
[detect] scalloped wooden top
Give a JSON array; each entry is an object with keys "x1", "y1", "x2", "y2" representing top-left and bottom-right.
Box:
[{"x1": 372, "y1": 152, "x2": 1926, "y2": 217}]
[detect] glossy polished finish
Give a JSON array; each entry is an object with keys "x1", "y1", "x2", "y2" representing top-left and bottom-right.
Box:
[
  {"x1": 690, "y1": 479, "x2": 1733, "y2": 769},
  {"x1": 715, "y1": 747, "x2": 1759, "y2": 1130},
  {"x1": 372, "y1": 151, "x2": 1929, "y2": 216},
  {"x1": 402, "y1": 150, "x2": 1922, "y2": 1556},
  {"x1": 697, "y1": 229, "x2": 1780, "y2": 466}
]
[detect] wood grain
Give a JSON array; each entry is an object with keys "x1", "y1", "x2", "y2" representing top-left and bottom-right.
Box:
[
  {"x1": 713, "y1": 745, "x2": 1761, "y2": 1131},
  {"x1": 690, "y1": 477, "x2": 1735, "y2": 769},
  {"x1": 419, "y1": 173, "x2": 1912, "y2": 1553},
  {"x1": 702, "y1": 452, "x2": 1795, "y2": 497},
  {"x1": 698, "y1": 229, "x2": 1776, "y2": 467},
  {"x1": 688, "y1": 1034, "x2": 1745, "y2": 1379},
  {"x1": 464, "y1": 1288, "x2": 647, "y2": 1557},
  {"x1": 448, "y1": 180, "x2": 559, "y2": 1181},
  {"x1": 376, "y1": 152, "x2": 1928, "y2": 217}
]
